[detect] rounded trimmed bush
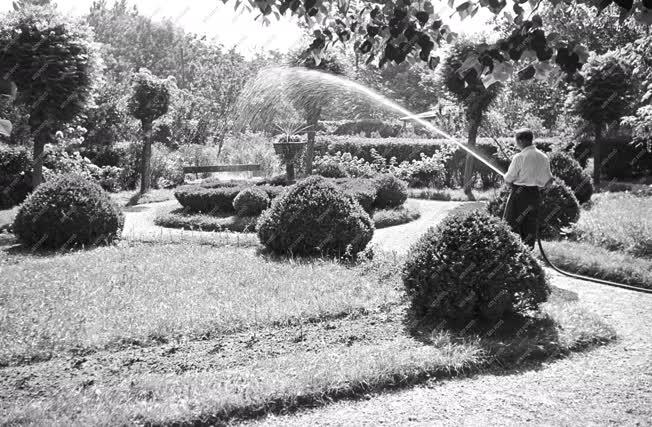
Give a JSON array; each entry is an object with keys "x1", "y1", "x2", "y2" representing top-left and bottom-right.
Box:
[
  {"x1": 13, "y1": 174, "x2": 124, "y2": 249},
  {"x1": 257, "y1": 176, "x2": 374, "y2": 256},
  {"x1": 373, "y1": 174, "x2": 408, "y2": 209},
  {"x1": 487, "y1": 179, "x2": 580, "y2": 239},
  {"x1": 402, "y1": 209, "x2": 549, "y2": 322},
  {"x1": 549, "y1": 151, "x2": 593, "y2": 204},
  {"x1": 233, "y1": 187, "x2": 270, "y2": 216},
  {"x1": 331, "y1": 177, "x2": 377, "y2": 214}
]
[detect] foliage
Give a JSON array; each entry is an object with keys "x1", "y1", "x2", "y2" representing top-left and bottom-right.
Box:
[
  {"x1": 402, "y1": 209, "x2": 550, "y2": 322},
  {"x1": 314, "y1": 160, "x2": 348, "y2": 178},
  {"x1": 128, "y1": 68, "x2": 173, "y2": 123},
  {"x1": 487, "y1": 179, "x2": 580, "y2": 239},
  {"x1": 0, "y1": 144, "x2": 32, "y2": 208},
  {"x1": 333, "y1": 119, "x2": 403, "y2": 138},
  {"x1": 568, "y1": 193, "x2": 651, "y2": 258},
  {"x1": 175, "y1": 181, "x2": 283, "y2": 214},
  {"x1": 233, "y1": 187, "x2": 270, "y2": 216},
  {"x1": 394, "y1": 152, "x2": 448, "y2": 188},
  {"x1": 373, "y1": 174, "x2": 408, "y2": 209},
  {"x1": 12, "y1": 174, "x2": 123, "y2": 249},
  {"x1": 549, "y1": 151, "x2": 593, "y2": 204},
  {"x1": 257, "y1": 176, "x2": 374, "y2": 257},
  {"x1": 329, "y1": 177, "x2": 378, "y2": 214}
]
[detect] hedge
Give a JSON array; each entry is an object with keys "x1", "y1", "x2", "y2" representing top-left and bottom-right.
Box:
[{"x1": 175, "y1": 182, "x2": 284, "y2": 214}]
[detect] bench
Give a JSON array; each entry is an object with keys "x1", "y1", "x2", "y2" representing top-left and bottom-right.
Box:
[{"x1": 182, "y1": 164, "x2": 261, "y2": 174}]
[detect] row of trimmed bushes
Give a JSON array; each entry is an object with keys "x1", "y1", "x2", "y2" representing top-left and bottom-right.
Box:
[{"x1": 175, "y1": 175, "x2": 409, "y2": 215}]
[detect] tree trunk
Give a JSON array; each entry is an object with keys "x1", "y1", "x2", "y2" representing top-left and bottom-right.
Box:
[
  {"x1": 31, "y1": 130, "x2": 49, "y2": 188},
  {"x1": 593, "y1": 124, "x2": 602, "y2": 187},
  {"x1": 304, "y1": 107, "x2": 321, "y2": 176},
  {"x1": 463, "y1": 117, "x2": 480, "y2": 201},
  {"x1": 140, "y1": 120, "x2": 153, "y2": 193}
]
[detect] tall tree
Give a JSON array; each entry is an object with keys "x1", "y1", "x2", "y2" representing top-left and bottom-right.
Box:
[
  {"x1": 565, "y1": 52, "x2": 636, "y2": 186},
  {"x1": 0, "y1": 4, "x2": 97, "y2": 186},
  {"x1": 439, "y1": 39, "x2": 502, "y2": 200}
]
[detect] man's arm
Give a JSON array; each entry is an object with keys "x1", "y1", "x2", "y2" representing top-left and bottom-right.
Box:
[
  {"x1": 504, "y1": 155, "x2": 520, "y2": 184},
  {"x1": 542, "y1": 156, "x2": 554, "y2": 188}
]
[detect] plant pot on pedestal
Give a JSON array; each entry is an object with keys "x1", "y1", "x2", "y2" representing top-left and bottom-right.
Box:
[{"x1": 273, "y1": 141, "x2": 307, "y2": 183}]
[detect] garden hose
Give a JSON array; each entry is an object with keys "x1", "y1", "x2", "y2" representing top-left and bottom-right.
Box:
[{"x1": 531, "y1": 198, "x2": 652, "y2": 294}]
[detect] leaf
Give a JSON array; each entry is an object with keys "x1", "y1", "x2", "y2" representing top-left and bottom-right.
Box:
[{"x1": 0, "y1": 119, "x2": 12, "y2": 137}]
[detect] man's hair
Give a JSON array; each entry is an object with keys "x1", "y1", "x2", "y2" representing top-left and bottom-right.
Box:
[{"x1": 515, "y1": 128, "x2": 534, "y2": 146}]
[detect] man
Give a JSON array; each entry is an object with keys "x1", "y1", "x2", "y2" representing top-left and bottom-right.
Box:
[{"x1": 503, "y1": 128, "x2": 554, "y2": 249}]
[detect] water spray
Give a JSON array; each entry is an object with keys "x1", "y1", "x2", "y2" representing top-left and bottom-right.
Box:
[{"x1": 238, "y1": 67, "x2": 651, "y2": 293}]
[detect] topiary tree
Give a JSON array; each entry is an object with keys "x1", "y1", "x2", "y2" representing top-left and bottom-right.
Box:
[
  {"x1": 565, "y1": 52, "x2": 636, "y2": 186},
  {"x1": 487, "y1": 178, "x2": 580, "y2": 240},
  {"x1": 288, "y1": 49, "x2": 346, "y2": 175},
  {"x1": 548, "y1": 151, "x2": 593, "y2": 204},
  {"x1": 13, "y1": 173, "x2": 124, "y2": 249},
  {"x1": 402, "y1": 209, "x2": 549, "y2": 323},
  {"x1": 257, "y1": 176, "x2": 374, "y2": 257},
  {"x1": 438, "y1": 39, "x2": 502, "y2": 200},
  {"x1": 128, "y1": 68, "x2": 173, "y2": 193},
  {"x1": 0, "y1": 5, "x2": 97, "y2": 187}
]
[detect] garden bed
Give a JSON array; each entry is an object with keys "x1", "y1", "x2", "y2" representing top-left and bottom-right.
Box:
[
  {"x1": 373, "y1": 203, "x2": 421, "y2": 229},
  {"x1": 154, "y1": 208, "x2": 258, "y2": 233},
  {"x1": 0, "y1": 242, "x2": 615, "y2": 425}
]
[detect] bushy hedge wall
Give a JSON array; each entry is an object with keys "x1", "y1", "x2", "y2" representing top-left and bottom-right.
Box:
[
  {"x1": 333, "y1": 119, "x2": 403, "y2": 138},
  {"x1": 402, "y1": 209, "x2": 549, "y2": 322},
  {"x1": 257, "y1": 176, "x2": 374, "y2": 256},
  {"x1": 0, "y1": 144, "x2": 32, "y2": 209},
  {"x1": 572, "y1": 136, "x2": 652, "y2": 178},
  {"x1": 13, "y1": 174, "x2": 123, "y2": 249}
]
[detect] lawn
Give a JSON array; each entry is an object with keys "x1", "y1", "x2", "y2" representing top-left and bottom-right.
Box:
[{"x1": 0, "y1": 240, "x2": 616, "y2": 425}]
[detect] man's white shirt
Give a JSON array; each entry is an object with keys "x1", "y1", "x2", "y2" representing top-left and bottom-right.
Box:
[{"x1": 504, "y1": 145, "x2": 553, "y2": 188}]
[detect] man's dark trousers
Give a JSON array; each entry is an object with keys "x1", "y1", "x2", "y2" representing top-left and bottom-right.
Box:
[{"x1": 503, "y1": 184, "x2": 540, "y2": 249}]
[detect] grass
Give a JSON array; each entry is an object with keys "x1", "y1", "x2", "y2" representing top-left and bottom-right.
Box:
[
  {"x1": 154, "y1": 208, "x2": 258, "y2": 232},
  {"x1": 0, "y1": 243, "x2": 402, "y2": 366},
  {"x1": 538, "y1": 240, "x2": 652, "y2": 289},
  {"x1": 110, "y1": 188, "x2": 175, "y2": 207},
  {"x1": 407, "y1": 187, "x2": 498, "y2": 202},
  {"x1": 1, "y1": 293, "x2": 615, "y2": 426},
  {"x1": 569, "y1": 192, "x2": 651, "y2": 258},
  {"x1": 372, "y1": 202, "x2": 421, "y2": 228}
]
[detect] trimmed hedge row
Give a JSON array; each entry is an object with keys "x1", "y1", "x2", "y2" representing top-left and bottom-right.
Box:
[{"x1": 174, "y1": 182, "x2": 285, "y2": 214}]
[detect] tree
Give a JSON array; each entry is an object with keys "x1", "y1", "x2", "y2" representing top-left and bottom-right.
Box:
[
  {"x1": 620, "y1": 34, "x2": 652, "y2": 151},
  {"x1": 289, "y1": 49, "x2": 346, "y2": 174},
  {"x1": 565, "y1": 52, "x2": 636, "y2": 186},
  {"x1": 0, "y1": 5, "x2": 97, "y2": 187},
  {"x1": 128, "y1": 69, "x2": 173, "y2": 193},
  {"x1": 230, "y1": 0, "x2": 650, "y2": 85},
  {"x1": 439, "y1": 39, "x2": 501, "y2": 200}
]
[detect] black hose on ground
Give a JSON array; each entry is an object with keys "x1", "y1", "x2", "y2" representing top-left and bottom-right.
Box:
[{"x1": 536, "y1": 236, "x2": 652, "y2": 294}]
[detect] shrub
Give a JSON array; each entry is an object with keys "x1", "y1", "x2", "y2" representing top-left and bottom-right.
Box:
[
  {"x1": 257, "y1": 176, "x2": 374, "y2": 256},
  {"x1": 333, "y1": 119, "x2": 402, "y2": 138},
  {"x1": 549, "y1": 151, "x2": 593, "y2": 204},
  {"x1": 176, "y1": 182, "x2": 284, "y2": 214},
  {"x1": 0, "y1": 144, "x2": 32, "y2": 209},
  {"x1": 373, "y1": 203, "x2": 421, "y2": 229},
  {"x1": 402, "y1": 210, "x2": 550, "y2": 322},
  {"x1": 394, "y1": 153, "x2": 448, "y2": 188},
  {"x1": 233, "y1": 187, "x2": 270, "y2": 216},
  {"x1": 330, "y1": 177, "x2": 377, "y2": 214},
  {"x1": 487, "y1": 179, "x2": 580, "y2": 239},
  {"x1": 374, "y1": 174, "x2": 408, "y2": 209},
  {"x1": 155, "y1": 209, "x2": 258, "y2": 233},
  {"x1": 12, "y1": 174, "x2": 124, "y2": 249},
  {"x1": 314, "y1": 160, "x2": 348, "y2": 178}
]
